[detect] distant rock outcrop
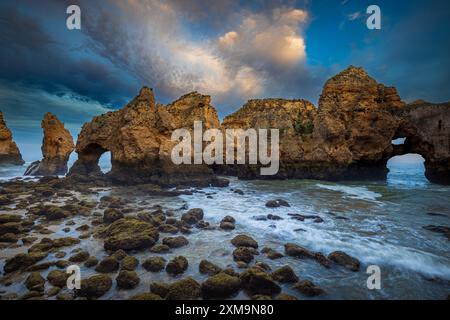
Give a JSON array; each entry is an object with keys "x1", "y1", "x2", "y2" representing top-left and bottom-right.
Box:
[
  {"x1": 25, "y1": 113, "x2": 74, "y2": 176},
  {"x1": 218, "y1": 66, "x2": 450, "y2": 184},
  {"x1": 65, "y1": 67, "x2": 450, "y2": 186},
  {"x1": 68, "y1": 87, "x2": 226, "y2": 187},
  {"x1": 310, "y1": 66, "x2": 405, "y2": 180},
  {"x1": 219, "y1": 98, "x2": 317, "y2": 178},
  {"x1": 0, "y1": 111, "x2": 24, "y2": 166}
]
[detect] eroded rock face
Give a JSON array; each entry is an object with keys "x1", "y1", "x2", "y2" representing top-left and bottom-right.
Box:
[
  {"x1": 393, "y1": 101, "x2": 450, "y2": 185},
  {"x1": 220, "y1": 98, "x2": 317, "y2": 178},
  {"x1": 308, "y1": 66, "x2": 405, "y2": 180},
  {"x1": 25, "y1": 113, "x2": 74, "y2": 176},
  {"x1": 68, "y1": 87, "x2": 223, "y2": 187},
  {"x1": 0, "y1": 111, "x2": 24, "y2": 166},
  {"x1": 219, "y1": 66, "x2": 450, "y2": 185},
  {"x1": 65, "y1": 67, "x2": 450, "y2": 186}
]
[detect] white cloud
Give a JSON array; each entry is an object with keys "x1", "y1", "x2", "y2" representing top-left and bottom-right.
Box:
[
  {"x1": 217, "y1": 8, "x2": 308, "y2": 67},
  {"x1": 83, "y1": 1, "x2": 310, "y2": 105}
]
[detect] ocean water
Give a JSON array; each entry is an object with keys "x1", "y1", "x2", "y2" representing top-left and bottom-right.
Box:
[{"x1": 0, "y1": 154, "x2": 449, "y2": 299}]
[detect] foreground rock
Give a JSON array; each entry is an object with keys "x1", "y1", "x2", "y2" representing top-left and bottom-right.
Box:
[
  {"x1": 116, "y1": 271, "x2": 140, "y2": 289},
  {"x1": 199, "y1": 260, "x2": 222, "y2": 276},
  {"x1": 166, "y1": 256, "x2": 188, "y2": 275},
  {"x1": 77, "y1": 275, "x2": 112, "y2": 298},
  {"x1": 240, "y1": 267, "x2": 281, "y2": 296},
  {"x1": 201, "y1": 272, "x2": 241, "y2": 299},
  {"x1": 328, "y1": 251, "x2": 361, "y2": 271},
  {"x1": 293, "y1": 280, "x2": 325, "y2": 296},
  {"x1": 24, "y1": 113, "x2": 74, "y2": 176},
  {"x1": 166, "y1": 277, "x2": 201, "y2": 300},
  {"x1": 271, "y1": 266, "x2": 299, "y2": 283},
  {"x1": 231, "y1": 235, "x2": 258, "y2": 249},
  {"x1": 0, "y1": 111, "x2": 24, "y2": 165},
  {"x1": 4, "y1": 252, "x2": 48, "y2": 273},
  {"x1": 143, "y1": 257, "x2": 166, "y2": 272},
  {"x1": 101, "y1": 218, "x2": 159, "y2": 251}
]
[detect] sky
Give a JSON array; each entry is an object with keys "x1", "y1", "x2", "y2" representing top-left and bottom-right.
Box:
[{"x1": 0, "y1": 0, "x2": 449, "y2": 161}]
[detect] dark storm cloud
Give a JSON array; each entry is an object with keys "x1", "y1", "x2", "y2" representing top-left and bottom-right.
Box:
[
  {"x1": 0, "y1": 4, "x2": 138, "y2": 108},
  {"x1": 74, "y1": 0, "x2": 325, "y2": 117}
]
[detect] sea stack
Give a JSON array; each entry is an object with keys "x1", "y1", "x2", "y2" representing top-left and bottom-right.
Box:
[
  {"x1": 68, "y1": 87, "x2": 226, "y2": 187},
  {"x1": 25, "y1": 113, "x2": 74, "y2": 176},
  {"x1": 0, "y1": 111, "x2": 24, "y2": 166}
]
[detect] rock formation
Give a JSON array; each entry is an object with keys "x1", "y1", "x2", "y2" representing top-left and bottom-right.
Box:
[
  {"x1": 309, "y1": 66, "x2": 405, "y2": 180},
  {"x1": 219, "y1": 98, "x2": 317, "y2": 178},
  {"x1": 0, "y1": 111, "x2": 24, "y2": 166},
  {"x1": 65, "y1": 67, "x2": 450, "y2": 186},
  {"x1": 219, "y1": 66, "x2": 450, "y2": 184},
  {"x1": 393, "y1": 101, "x2": 450, "y2": 185},
  {"x1": 68, "y1": 87, "x2": 227, "y2": 187},
  {"x1": 24, "y1": 113, "x2": 74, "y2": 176}
]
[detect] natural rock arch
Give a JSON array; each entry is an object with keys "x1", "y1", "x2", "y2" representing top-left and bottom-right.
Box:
[{"x1": 68, "y1": 87, "x2": 228, "y2": 187}]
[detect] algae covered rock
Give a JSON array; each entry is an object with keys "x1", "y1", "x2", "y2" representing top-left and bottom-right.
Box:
[
  {"x1": 239, "y1": 267, "x2": 281, "y2": 296},
  {"x1": 166, "y1": 256, "x2": 188, "y2": 275},
  {"x1": 77, "y1": 274, "x2": 112, "y2": 298},
  {"x1": 201, "y1": 272, "x2": 241, "y2": 299},
  {"x1": 102, "y1": 217, "x2": 159, "y2": 251},
  {"x1": 166, "y1": 277, "x2": 201, "y2": 300}
]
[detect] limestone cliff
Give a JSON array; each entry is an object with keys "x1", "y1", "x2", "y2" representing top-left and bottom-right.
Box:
[
  {"x1": 68, "y1": 87, "x2": 226, "y2": 187},
  {"x1": 65, "y1": 67, "x2": 450, "y2": 186},
  {"x1": 0, "y1": 111, "x2": 24, "y2": 166},
  {"x1": 24, "y1": 113, "x2": 74, "y2": 176},
  {"x1": 218, "y1": 66, "x2": 450, "y2": 184}
]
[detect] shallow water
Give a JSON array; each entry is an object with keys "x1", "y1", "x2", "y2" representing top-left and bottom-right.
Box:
[{"x1": 0, "y1": 155, "x2": 449, "y2": 299}]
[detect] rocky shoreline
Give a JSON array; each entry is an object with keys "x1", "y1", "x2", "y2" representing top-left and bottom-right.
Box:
[
  {"x1": 0, "y1": 176, "x2": 368, "y2": 300},
  {"x1": 1, "y1": 176, "x2": 449, "y2": 300}
]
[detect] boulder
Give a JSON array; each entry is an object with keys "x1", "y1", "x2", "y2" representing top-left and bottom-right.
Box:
[
  {"x1": 199, "y1": 260, "x2": 222, "y2": 276},
  {"x1": 150, "y1": 282, "x2": 170, "y2": 298},
  {"x1": 95, "y1": 256, "x2": 120, "y2": 273},
  {"x1": 162, "y1": 236, "x2": 188, "y2": 248},
  {"x1": 240, "y1": 267, "x2": 281, "y2": 296},
  {"x1": 233, "y1": 247, "x2": 256, "y2": 263},
  {"x1": 116, "y1": 270, "x2": 140, "y2": 289},
  {"x1": 271, "y1": 266, "x2": 299, "y2": 283},
  {"x1": 181, "y1": 208, "x2": 204, "y2": 225},
  {"x1": 47, "y1": 270, "x2": 69, "y2": 288},
  {"x1": 166, "y1": 256, "x2": 188, "y2": 275},
  {"x1": 103, "y1": 208, "x2": 124, "y2": 224},
  {"x1": 68, "y1": 251, "x2": 90, "y2": 263},
  {"x1": 121, "y1": 256, "x2": 139, "y2": 271},
  {"x1": 143, "y1": 257, "x2": 166, "y2": 272},
  {"x1": 231, "y1": 235, "x2": 258, "y2": 249},
  {"x1": 102, "y1": 217, "x2": 159, "y2": 251},
  {"x1": 77, "y1": 275, "x2": 112, "y2": 298},
  {"x1": 166, "y1": 277, "x2": 201, "y2": 300},
  {"x1": 328, "y1": 251, "x2": 360, "y2": 271},
  {"x1": 25, "y1": 272, "x2": 45, "y2": 292},
  {"x1": 292, "y1": 280, "x2": 324, "y2": 296},
  {"x1": 4, "y1": 252, "x2": 48, "y2": 273},
  {"x1": 201, "y1": 272, "x2": 241, "y2": 299}
]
